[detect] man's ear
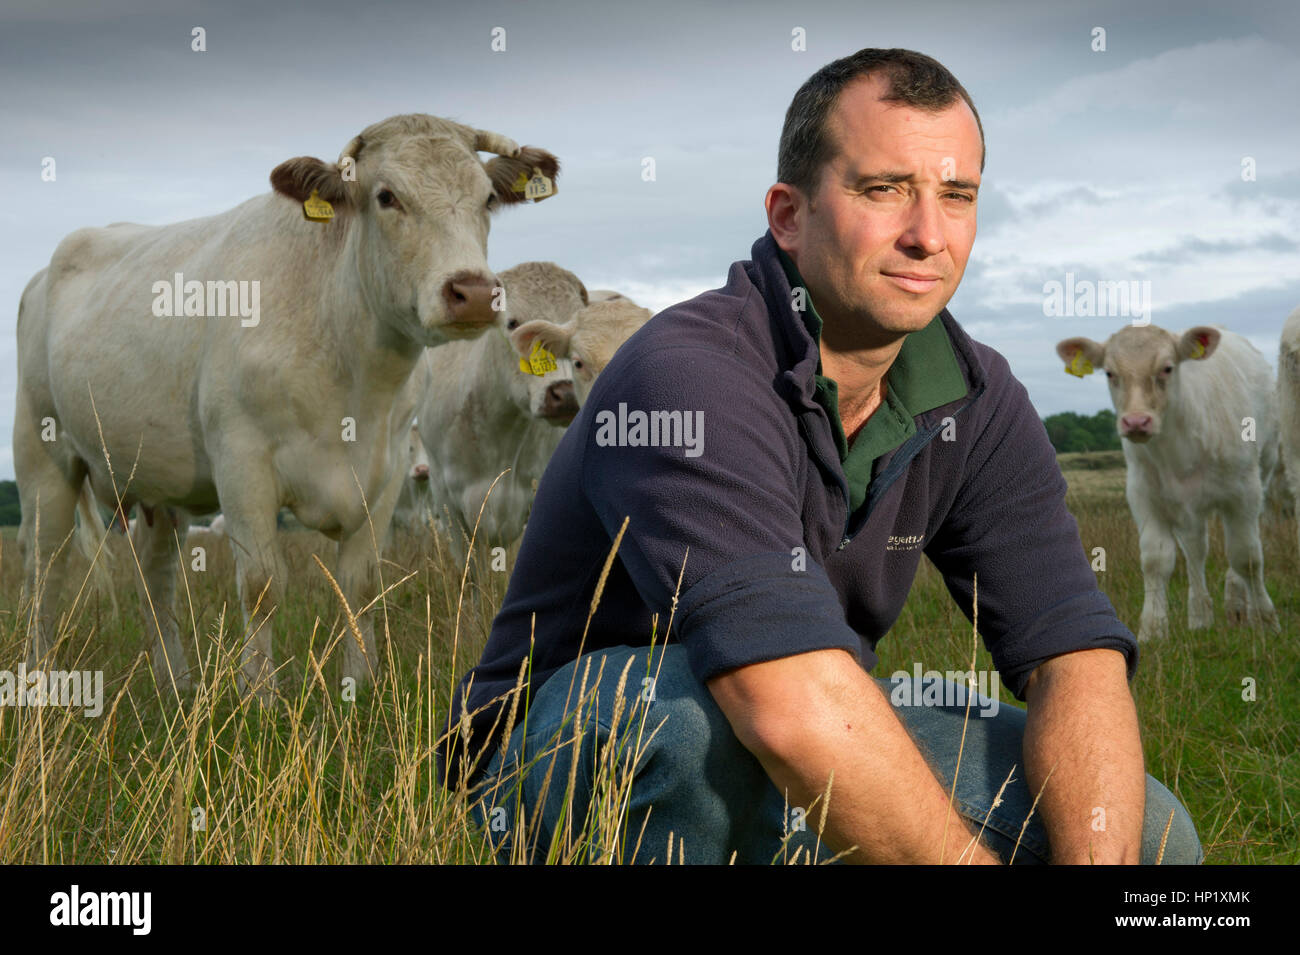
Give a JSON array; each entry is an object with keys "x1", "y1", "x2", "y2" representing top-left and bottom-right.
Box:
[
  {"x1": 511, "y1": 319, "x2": 570, "y2": 357},
  {"x1": 270, "y1": 155, "x2": 355, "y2": 208},
  {"x1": 486, "y1": 146, "x2": 560, "y2": 206},
  {"x1": 766, "y1": 181, "x2": 807, "y2": 251}
]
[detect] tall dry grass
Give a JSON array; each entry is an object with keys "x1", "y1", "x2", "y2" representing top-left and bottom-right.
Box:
[{"x1": 0, "y1": 450, "x2": 1294, "y2": 863}]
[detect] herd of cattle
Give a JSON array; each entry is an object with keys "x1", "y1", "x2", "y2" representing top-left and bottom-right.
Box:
[
  {"x1": 13, "y1": 112, "x2": 650, "y2": 700},
  {"x1": 10, "y1": 111, "x2": 1299, "y2": 703}
]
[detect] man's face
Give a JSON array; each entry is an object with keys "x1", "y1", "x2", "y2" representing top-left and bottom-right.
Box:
[{"x1": 781, "y1": 73, "x2": 982, "y2": 342}]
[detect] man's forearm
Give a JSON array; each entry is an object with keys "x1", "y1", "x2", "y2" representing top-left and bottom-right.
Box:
[
  {"x1": 709, "y1": 649, "x2": 1001, "y2": 864},
  {"x1": 1022, "y1": 648, "x2": 1145, "y2": 864}
]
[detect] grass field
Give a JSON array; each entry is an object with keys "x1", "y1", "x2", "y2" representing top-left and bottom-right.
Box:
[{"x1": 0, "y1": 450, "x2": 1295, "y2": 864}]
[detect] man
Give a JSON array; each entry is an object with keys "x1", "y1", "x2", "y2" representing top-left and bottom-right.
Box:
[{"x1": 442, "y1": 48, "x2": 1202, "y2": 865}]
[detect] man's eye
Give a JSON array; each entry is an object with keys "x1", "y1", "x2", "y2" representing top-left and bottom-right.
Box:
[{"x1": 945, "y1": 193, "x2": 975, "y2": 202}]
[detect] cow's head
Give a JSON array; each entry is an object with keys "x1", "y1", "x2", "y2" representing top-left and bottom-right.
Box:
[
  {"x1": 406, "y1": 423, "x2": 430, "y2": 482},
  {"x1": 497, "y1": 262, "x2": 587, "y2": 425},
  {"x1": 1056, "y1": 325, "x2": 1221, "y2": 442},
  {"x1": 512, "y1": 297, "x2": 653, "y2": 407},
  {"x1": 270, "y1": 114, "x2": 558, "y2": 347}
]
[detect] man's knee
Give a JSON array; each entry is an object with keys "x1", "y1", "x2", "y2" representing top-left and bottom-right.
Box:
[
  {"x1": 502, "y1": 646, "x2": 724, "y2": 796},
  {"x1": 544, "y1": 644, "x2": 738, "y2": 786},
  {"x1": 1143, "y1": 776, "x2": 1203, "y2": 864}
]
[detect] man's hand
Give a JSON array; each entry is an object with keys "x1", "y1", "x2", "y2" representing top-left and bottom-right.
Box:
[
  {"x1": 707, "y1": 648, "x2": 1002, "y2": 864},
  {"x1": 1022, "y1": 648, "x2": 1145, "y2": 864}
]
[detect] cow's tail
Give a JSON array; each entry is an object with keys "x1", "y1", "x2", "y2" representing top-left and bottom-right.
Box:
[{"x1": 74, "y1": 481, "x2": 120, "y2": 617}]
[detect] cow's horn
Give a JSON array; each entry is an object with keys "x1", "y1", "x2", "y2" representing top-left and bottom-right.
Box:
[
  {"x1": 337, "y1": 134, "x2": 365, "y2": 167},
  {"x1": 473, "y1": 130, "x2": 520, "y2": 157}
]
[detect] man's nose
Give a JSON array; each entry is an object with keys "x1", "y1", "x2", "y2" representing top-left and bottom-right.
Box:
[{"x1": 898, "y1": 193, "x2": 946, "y2": 256}]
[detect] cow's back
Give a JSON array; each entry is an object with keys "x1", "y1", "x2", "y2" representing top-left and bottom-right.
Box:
[{"x1": 28, "y1": 196, "x2": 332, "y2": 509}]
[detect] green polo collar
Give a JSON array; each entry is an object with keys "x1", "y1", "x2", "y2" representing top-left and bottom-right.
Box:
[{"x1": 776, "y1": 244, "x2": 968, "y2": 514}]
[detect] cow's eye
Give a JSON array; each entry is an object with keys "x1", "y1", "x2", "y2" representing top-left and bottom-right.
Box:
[
  {"x1": 573, "y1": 356, "x2": 585, "y2": 371},
  {"x1": 376, "y1": 189, "x2": 398, "y2": 209},
  {"x1": 1162, "y1": 364, "x2": 1173, "y2": 375},
  {"x1": 506, "y1": 318, "x2": 519, "y2": 330},
  {"x1": 486, "y1": 193, "x2": 499, "y2": 211}
]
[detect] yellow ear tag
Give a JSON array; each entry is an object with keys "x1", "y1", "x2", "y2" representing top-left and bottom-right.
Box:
[
  {"x1": 510, "y1": 171, "x2": 530, "y2": 195},
  {"x1": 1191, "y1": 338, "x2": 1206, "y2": 359},
  {"x1": 1066, "y1": 351, "x2": 1094, "y2": 377},
  {"x1": 524, "y1": 167, "x2": 555, "y2": 202},
  {"x1": 303, "y1": 189, "x2": 334, "y2": 222},
  {"x1": 518, "y1": 339, "x2": 558, "y2": 376}
]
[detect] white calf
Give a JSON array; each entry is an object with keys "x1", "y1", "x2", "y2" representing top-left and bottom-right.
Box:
[
  {"x1": 511, "y1": 296, "x2": 654, "y2": 406},
  {"x1": 1057, "y1": 324, "x2": 1280, "y2": 641},
  {"x1": 419, "y1": 262, "x2": 586, "y2": 564}
]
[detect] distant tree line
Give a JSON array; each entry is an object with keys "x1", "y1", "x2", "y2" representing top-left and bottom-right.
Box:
[
  {"x1": 1042, "y1": 409, "x2": 1122, "y2": 453},
  {"x1": 0, "y1": 481, "x2": 16, "y2": 526}
]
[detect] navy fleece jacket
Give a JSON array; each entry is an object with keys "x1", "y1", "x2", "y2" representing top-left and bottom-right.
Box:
[{"x1": 440, "y1": 230, "x2": 1139, "y2": 785}]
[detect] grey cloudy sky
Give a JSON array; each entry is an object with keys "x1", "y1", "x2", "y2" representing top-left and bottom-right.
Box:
[{"x1": 2, "y1": 0, "x2": 1298, "y2": 480}]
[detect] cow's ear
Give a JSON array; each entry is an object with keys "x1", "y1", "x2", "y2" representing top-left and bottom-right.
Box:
[
  {"x1": 1178, "y1": 326, "x2": 1221, "y2": 361},
  {"x1": 1056, "y1": 336, "x2": 1105, "y2": 372},
  {"x1": 486, "y1": 147, "x2": 560, "y2": 206},
  {"x1": 270, "y1": 156, "x2": 354, "y2": 208},
  {"x1": 512, "y1": 319, "x2": 570, "y2": 357}
]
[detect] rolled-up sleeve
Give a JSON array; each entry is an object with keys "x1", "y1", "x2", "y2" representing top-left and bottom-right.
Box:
[{"x1": 579, "y1": 342, "x2": 862, "y2": 681}]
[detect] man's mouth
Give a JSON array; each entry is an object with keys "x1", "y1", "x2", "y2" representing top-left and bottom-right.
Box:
[{"x1": 882, "y1": 271, "x2": 942, "y2": 293}]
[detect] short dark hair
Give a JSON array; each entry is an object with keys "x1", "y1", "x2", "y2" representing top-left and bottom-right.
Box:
[{"x1": 777, "y1": 48, "x2": 985, "y2": 200}]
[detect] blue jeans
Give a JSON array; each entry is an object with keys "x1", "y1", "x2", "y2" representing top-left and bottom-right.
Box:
[{"x1": 468, "y1": 644, "x2": 1203, "y2": 864}]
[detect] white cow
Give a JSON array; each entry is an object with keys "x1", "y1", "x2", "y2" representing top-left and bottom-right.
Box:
[
  {"x1": 511, "y1": 296, "x2": 654, "y2": 405},
  {"x1": 14, "y1": 112, "x2": 558, "y2": 699},
  {"x1": 390, "y1": 423, "x2": 434, "y2": 533},
  {"x1": 418, "y1": 262, "x2": 587, "y2": 564},
  {"x1": 1056, "y1": 324, "x2": 1280, "y2": 642},
  {"x1": 1279, "y1": 305, "x2": 1300, "y2": 553}
]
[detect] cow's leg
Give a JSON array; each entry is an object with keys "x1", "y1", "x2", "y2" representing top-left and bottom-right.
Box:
[
  {"x1": 17, "y1": 469, "x2": 85, "y2": 669},
  {"x1": 1172, "y1": 517, "x2": 1213, "y2": 631},
  {"x1": 336, "y1": 482, "x2": 403, "y2": 688},
  {"x1": 336, "y1": 530, "x2": 381, "y2": 688},
  {"x1": 14, "y1": 390, "x2": 86, "y2": 668},
  {"x1": 1136, "y1": 517, "x2": 1176, "y2": 642},
  {"x1": 1221, "y1": 502, "x2": 1279, "y2": 632},
  {"x1": 127, "y1": 506, "x2": 193, "y2": 693},
  {"x1": 213, "y1": 472, "x2": 285, "y2": 703},
  {"x1": 1285, "y1": 435, "x2": 1300, "y2": 558}
]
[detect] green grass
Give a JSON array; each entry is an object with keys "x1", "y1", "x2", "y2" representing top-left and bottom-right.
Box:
[{"x1": 0, "y1": 450, "x2": 1295, "y2": 863}]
